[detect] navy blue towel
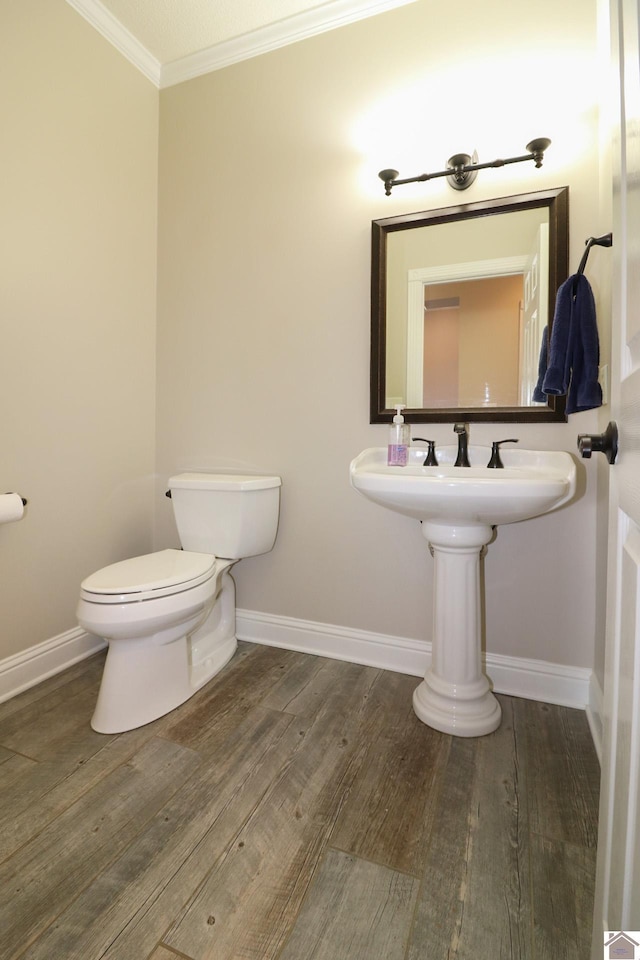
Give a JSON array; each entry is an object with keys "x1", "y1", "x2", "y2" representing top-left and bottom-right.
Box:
[
  {"x1": 542, "y1": 274, "x2": 602, "y2": 414},
  {"x1": 532, "y1": 325, "x2": 548, "y2": 402}
]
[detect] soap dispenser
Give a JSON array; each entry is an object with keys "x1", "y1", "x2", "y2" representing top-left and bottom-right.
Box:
[{"x1": 388, "y1": 404, "x2": 411, "y2": 466}]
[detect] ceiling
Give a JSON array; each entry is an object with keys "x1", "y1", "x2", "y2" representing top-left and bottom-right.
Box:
[{"x1": 67, "y1": 0, "x2": 418, "y2": 87}]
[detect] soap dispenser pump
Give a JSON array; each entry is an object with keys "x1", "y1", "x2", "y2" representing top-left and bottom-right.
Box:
[{"x1": 388, "y1": 404, "x2": 411, "y2": 466}]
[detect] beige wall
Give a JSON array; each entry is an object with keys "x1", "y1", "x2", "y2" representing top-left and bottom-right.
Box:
[
  {"x1": 0, "y1": 1, "x2": 158, "y2": 658},
  {"x1": 156, "y1": 0, "x2": 604, "y2": 668},
  {"x1": 1, "y1": 0, "x2": 607, "y2": 680}
]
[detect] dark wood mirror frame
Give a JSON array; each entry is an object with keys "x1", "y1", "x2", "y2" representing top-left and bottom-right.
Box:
[{"x1": 370, "y1": 186, "x2": 569, "y2": 423}]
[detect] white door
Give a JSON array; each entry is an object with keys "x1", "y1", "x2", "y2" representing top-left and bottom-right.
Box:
[
  {"x1": 519, "y1": 223, "x2": 549, "y2": 405},
  {"x1": 592, "y1": 0, "x2": 640, "y2": 947}
]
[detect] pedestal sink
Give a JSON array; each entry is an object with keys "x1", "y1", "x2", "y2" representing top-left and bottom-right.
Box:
[{"x1": 350, "y1": 445, "x2": 577, "y2": 737}]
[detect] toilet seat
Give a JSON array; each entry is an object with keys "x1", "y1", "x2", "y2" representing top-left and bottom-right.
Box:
[{"x1": 80, "y1": 548, "x2": 216, "y2": 604}]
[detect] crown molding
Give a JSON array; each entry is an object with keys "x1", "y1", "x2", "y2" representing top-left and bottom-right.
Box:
[
  {"x1": 65, "y1": 0, "x2": 161, "y2": 86},
  {"x1": 66, "y1": 0, "x2": 417, "y2": 90},
  {"x1": 160, "y1": 0, "x2": 418, "y2": 88}
]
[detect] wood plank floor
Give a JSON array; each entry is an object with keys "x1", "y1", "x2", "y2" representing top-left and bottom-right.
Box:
[{"x1": 0, "y1": 643, "x2": 600, "y2": 960}]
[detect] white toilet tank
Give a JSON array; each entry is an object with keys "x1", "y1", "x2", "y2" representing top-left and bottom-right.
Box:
[{"x1": 169, "y1": 472, "x2": 281, "y2": 559}]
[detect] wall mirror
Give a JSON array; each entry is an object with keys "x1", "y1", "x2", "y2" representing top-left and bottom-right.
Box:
[{"x1": 370, "y1": 186, "x2": 569, "y2": 423}]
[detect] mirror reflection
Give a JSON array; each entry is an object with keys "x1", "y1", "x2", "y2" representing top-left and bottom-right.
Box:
[{"x1": 371, "y1": 187, "x2": 569, "y2": 423}]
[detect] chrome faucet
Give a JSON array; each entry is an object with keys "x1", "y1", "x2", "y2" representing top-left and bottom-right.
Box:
[{"x1": 454, "y1": 422, "x2": 471, "y2": 467}]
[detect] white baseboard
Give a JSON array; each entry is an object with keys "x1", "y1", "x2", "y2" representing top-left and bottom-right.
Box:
[
  {"x1": 236, "y1": 608, "x2": 593, "y2": 711},
  {"x1": 0, "y1": 613, "x2": 594, "y2": 722},
  {"x1": 0, "y1": 628, "x2": 106, "y2": 705}
]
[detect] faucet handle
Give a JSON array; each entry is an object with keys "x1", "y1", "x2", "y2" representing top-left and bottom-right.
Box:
[
  {"x1": 487, "y1": 438, "x2": 519, "y2": 469},
  {"x1": 413, "y1": 438, "x2": 438, "y2": 466}
]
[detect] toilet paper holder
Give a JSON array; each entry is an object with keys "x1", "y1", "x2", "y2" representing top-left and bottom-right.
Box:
[{"x1": 5, "y1": 493, "x2": 27, "y2": 506}]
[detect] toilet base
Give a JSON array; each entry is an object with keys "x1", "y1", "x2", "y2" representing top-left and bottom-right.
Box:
[
  {"x1": 189, "y1": 571, "x2": 237, "y2": 690},
  {"x1": 91, "y1": 568, "x2": 238, "y2": 734},
  {"x1": 92, "y1": 632, "x2": 193, "y2": 733}
]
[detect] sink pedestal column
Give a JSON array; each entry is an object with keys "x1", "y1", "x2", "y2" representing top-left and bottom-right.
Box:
[{"x1": 413, "y1": 521, "x2": 501, "y2": 737}]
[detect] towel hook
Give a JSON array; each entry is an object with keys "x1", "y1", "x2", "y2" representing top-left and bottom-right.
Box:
[{"x1": 576, "y1": 233, "x2": 613, "y2": 276}]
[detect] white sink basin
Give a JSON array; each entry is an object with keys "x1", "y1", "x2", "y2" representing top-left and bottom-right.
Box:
[
  {"x1": 350, "y1": 442, "x2": 578, "y2": 738},
  {"x1": 350, "y1": 445, "x2": 576, "y2": 527}
]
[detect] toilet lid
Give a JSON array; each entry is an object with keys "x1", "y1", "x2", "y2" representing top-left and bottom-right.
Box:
[{"x1": 80, "y1": 548, "x2": 216, "y2": 603}]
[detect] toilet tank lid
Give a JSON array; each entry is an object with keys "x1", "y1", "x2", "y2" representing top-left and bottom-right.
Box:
[{"x1": 169, "y1": 472, "x2": 281, "y2": 491}]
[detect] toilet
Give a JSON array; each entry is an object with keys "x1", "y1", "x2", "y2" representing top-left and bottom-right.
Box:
[{"x1": 77, "y1": 472, "x2": 281, "y2": 734}]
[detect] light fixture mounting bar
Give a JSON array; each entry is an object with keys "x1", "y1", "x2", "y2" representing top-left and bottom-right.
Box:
[{"x1": 379, "y1": 138, "x2": 551, "y2": 195}]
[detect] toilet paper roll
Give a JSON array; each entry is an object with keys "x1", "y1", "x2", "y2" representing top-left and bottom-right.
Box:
[{"x1": 0, "y1": 493, "x2": 25, "y2": 525}]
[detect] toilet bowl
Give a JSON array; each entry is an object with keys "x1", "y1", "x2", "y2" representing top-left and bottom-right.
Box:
[{"x1": 77, "y1": 472, "x2": 281, "y2": 733}]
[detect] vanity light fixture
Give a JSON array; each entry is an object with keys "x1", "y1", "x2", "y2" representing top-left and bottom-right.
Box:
[{"x1": 378, "y1": 138, "x2": 551, "y2": 195}]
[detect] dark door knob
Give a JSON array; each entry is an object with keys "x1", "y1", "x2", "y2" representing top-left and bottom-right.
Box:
[{"x1": 577, "y1": 421, "x2": 618, "y2": 464}]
